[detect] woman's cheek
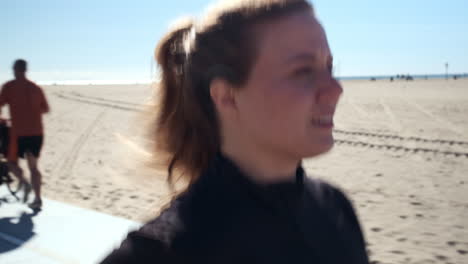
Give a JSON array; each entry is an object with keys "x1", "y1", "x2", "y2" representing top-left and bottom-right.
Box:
[{"x1": 286, "y1": 80, "x2": 317, "y2": 105}]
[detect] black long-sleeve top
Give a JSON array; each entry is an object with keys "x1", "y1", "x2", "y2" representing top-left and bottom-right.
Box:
[{"x1": 101, "y1": 154, "x2": 369, "y2": 264}]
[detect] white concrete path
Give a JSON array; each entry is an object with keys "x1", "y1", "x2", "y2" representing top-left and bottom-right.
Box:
[{"x1": 0, "y1": 188, "x2": 141, "y2": 264}]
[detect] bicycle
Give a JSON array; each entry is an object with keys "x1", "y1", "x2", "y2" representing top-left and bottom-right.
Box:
[{"x1": 0, "y1": 118, "x2": 22, "y2": 200}]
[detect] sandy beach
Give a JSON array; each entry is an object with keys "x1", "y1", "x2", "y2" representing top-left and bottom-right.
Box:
[{"x1": 31, "y1": 78, "x2": 468, "y2": 264}]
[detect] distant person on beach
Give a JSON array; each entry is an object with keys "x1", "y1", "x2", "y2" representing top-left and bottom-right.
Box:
[
  {"x1": 0, "y1": 59, "x2": 50, "y2": 209},
  {"x1": 102, "y1": 0, "x2": 369, "y2": 263}
]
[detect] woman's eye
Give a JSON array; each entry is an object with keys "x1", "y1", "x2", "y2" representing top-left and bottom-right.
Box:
[
  {"x1": 293, "y1": 67, "x2": 314, "y2": 77},
  {"x1": 328, "y1": 64, "x2": 334, "y2": 74}
]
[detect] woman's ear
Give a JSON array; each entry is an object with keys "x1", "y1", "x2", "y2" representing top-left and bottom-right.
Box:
[{"x1": 210, "y1": 78, "x2": 237, "y2": 115}]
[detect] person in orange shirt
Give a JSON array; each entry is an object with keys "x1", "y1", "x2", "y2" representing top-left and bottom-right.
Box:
[{"x1": 0, "y1": 59, "x2": 50, "y2": 209}]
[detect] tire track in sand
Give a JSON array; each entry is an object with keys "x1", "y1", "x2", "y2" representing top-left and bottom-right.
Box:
[
  {"x1": 52, "y1": 111, "x2": 106, "y2": 180},
  {"x1": 334, "y1": 129, "x2": 468, "y2": 147},
  {"x1": 68, "y1": 91, "x2": 142, "y2": 108},
  {"x1": 52, "y1": 91, "x2": 142, "y2": 112},
  {"x1": 400, "y1": 97, "x2": 464, "y2": 136},
  {"x1": 378, "y1": 97, "x2": 402, "y2": 132},
  {"x1": 334, "y1": 139, "x2": 468, "y2": 158},
  {"x1": 344, "y1": 97, "x2": 372, "y2": 120}
]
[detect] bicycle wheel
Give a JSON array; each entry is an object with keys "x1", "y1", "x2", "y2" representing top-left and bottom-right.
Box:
[
  {"x1": 0, "y1": 162, "x2": 21, "y2": 198},
  {"x1": 7, "y1": 175, "x2": 22, "y2": 197}
]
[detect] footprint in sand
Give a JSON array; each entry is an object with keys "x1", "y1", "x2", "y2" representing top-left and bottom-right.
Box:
[
  {"x1": 434, "y1": 255, "x2": 448, "y2": 261},
  {"x1": 390, "y1": 250, "x2": 405, "y2": 255},
  {"x1": 374, "y1": 173, "x2": 383, "y2": 177},
  {"x1": 371, "y1": 227, "x2": 382, "y2": 232},
  {"x1": 458, "y1": 250, "x2": 468, "y2": 255},
  {"x1": 447, "y1": 241, "x2": 458, "y2": 247},
  {"x1": 422, "y1": 232, "x2": 435, "y2": 236},
  {"x1": 399, "y1": 215, "x2": 408, "y2": 219},
  {"x1": 397, "y1": 237, "x2": 407, "y2": 242}
]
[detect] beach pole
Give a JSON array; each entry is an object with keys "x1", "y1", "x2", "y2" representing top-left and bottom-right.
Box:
[
  {"x1": 445, "y1": 62, "x2": 449, "y2": 80},
  {"x1": 150, "y1": 56, "x2": 154, "y2": 81}
]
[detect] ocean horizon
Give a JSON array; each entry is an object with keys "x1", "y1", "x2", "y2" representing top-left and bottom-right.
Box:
[
  {"x1": 337, "y1": 73, "x2": 468, "y2": 81},
  {"x1": 32, "y1": 73, "x2": 468, "y2": 86}
]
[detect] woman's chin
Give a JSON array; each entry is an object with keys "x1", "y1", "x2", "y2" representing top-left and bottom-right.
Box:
[{"x1": 302, "y1": 137, "x2": 335, "y2": 158}]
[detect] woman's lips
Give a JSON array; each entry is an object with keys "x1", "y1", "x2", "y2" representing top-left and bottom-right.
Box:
[{"x1": 311, "y1": 115, "x2": 334, "y2": 128}]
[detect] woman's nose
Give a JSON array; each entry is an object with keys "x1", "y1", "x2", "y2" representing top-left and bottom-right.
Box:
[{"x1": 316, "y1": 76, "x2": 343, "y2": 106}]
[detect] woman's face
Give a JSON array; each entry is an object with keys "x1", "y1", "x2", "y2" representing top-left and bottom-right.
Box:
[{"x1": 235, "y1": 10, "x2": 342, "y2": 159}]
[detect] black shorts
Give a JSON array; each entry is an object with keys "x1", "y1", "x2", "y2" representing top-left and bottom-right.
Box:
[{"x1": 18, "y1": 136, "x2": 44, "y2": 158}]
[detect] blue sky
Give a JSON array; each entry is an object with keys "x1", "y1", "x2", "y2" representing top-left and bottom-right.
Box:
[{"x1": 1, "y1": 0, "x2": 467, "y2": 84}]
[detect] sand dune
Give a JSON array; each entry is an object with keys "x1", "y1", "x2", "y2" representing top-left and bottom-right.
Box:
[{"x1": 32, "y1": 79, "x2": 468, "y2": 264}]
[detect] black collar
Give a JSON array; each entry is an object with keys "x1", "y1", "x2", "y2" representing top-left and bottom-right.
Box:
[{"x1": 201, "y1": 153, "x2": 305, "y2": 209}]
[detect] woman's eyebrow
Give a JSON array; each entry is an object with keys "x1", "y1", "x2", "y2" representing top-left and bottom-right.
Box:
[
  {"x1": 285, "y1": 53, "x2": 332, "y2": 65},
  {"x1": 285, "y1": 53, "x2": 317, "y2": 65}
]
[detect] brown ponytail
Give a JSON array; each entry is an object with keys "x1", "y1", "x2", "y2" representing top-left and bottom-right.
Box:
[{"x1": 150, "y1": 0, "x2": 312, "y2": 191}]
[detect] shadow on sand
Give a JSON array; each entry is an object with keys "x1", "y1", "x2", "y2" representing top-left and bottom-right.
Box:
[{"x1": 0, "y1": 195, "x2": 40, "y2": 254}]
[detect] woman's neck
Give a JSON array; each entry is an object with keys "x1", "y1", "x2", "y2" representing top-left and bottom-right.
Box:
[{"x1": 221, "y1": 142, "x2": 300, "y2": 185}]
